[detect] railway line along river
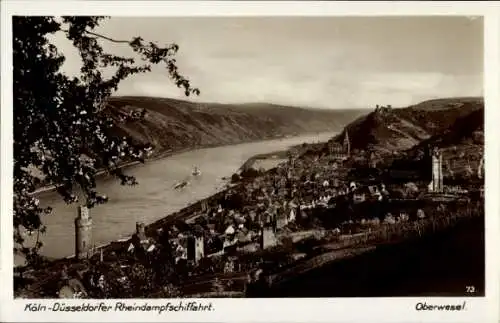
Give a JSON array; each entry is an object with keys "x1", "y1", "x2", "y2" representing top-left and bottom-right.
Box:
[{"x1": 16, "y1": 132, "x2": 336, "y2": 266}]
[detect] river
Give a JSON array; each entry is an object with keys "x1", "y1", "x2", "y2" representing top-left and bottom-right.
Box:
[{"x1": 17, "y1": 132, "x2": 336, "y2": 264}]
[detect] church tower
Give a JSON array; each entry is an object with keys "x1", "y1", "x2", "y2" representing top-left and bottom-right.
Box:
[{"x1": 75, "y1": 205, "x2": 93, "y2": 259}]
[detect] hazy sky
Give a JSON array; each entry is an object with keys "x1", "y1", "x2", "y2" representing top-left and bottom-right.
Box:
[{"x1": 52, "y1": 16, "x2": 483, "y2": 109}]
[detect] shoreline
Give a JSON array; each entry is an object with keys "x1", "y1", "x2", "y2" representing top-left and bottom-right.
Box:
[
  {"x1": 16, "y1": 201, "x2": 484, "y2": 297},
  {"x1": 239, "y1": 150, "x2": 290, "y2": 172},
  {"x1": 16, "y1": 131, "x2": 334, "y2": 265},
  {"x1": 31, "y1": 131, "x2": 331, "y2": 196},
  {"x1": 14, "y1": 139, "x2": 484, "y2": 298},
  {"x1": 30, "y1": 149, "x2": 184, "y2": 196}
]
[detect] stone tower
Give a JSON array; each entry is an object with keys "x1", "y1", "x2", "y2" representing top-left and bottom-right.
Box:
[
  {"x1": 75, "y1": 205, "x2": 93, "y2": 259},
  {"x1": 187, "y1": 235, "x2": 204, "y2": 264},
  {"x1": 342, "y1": 130, "x2": 351, "y2": 157},
  {"x1": 260, "y1": 225, "x2": 277, "y2": 250},
  {"x1": 201, "y1": 200, "x2": 208, "y2": 212},
  {"x1": 429, "y1": 148, "x2": 444, "y2": 192},
  {"x1": 369, "y1": 151, "x2": 377, "y2": 168},
  {"x1": 135, "y1": 222, "x2": 147, "y2": 242}
]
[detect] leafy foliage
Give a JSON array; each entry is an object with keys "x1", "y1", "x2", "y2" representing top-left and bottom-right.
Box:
[{"x1": 13, "y1": 16, "x2": 199, "y2": 263}]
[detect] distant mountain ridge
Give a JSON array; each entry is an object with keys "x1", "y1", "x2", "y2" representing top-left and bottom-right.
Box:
[
  {"x1": 106, "y1": 96, "x2": 367, "y2": 156},
  {"x1": 332, "y1": 97, "x2": 484, "y2": 154},
  {"x1": 325, "y1": 97, "x2": 484, "y2": 181}
]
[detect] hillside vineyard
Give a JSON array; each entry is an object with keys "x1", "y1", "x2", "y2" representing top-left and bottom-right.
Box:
[{"x1": 15, "y1": 97, "x2": 485, "y2": 299}]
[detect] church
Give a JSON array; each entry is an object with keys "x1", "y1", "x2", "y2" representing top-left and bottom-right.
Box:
[{"x1": 327, "y1": 130, "x2": 351, "y2": 160}]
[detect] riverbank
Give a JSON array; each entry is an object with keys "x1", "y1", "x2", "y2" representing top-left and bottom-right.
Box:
[
  {"x1": 30, "y1": 132, "x2": 323, "y2": 196},
  {"x1": 30, "y1": 148, "x2": 189, "y2": 195},
  {"x1": 14, "y1": 120, "x2": 485, "y2": 299},
  {"x1": 239, "y1": 150, "x2": 290, "y2": 173},
  {"x1": 238, "y1": 140, "x2": 325, "y2": 173},
  {"x1": 16, "y1": 131, "x2": 340, "y2": 265},
  {"x1": 15, "y1": 139, "x2": 485, "y2": 299}
]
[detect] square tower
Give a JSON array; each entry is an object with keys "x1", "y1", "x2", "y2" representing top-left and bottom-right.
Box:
[
  {"x1": 187, "y1": 235, "x2": 205, "y2": 264},
  {"x1": 260, "y1": 226, "x2": 277, "y2": 250},
  {"x1": 429, "y1": 148, "x2": 444, "y2": 192}
]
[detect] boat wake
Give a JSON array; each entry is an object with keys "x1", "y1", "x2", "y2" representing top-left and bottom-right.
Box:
[
  {"x1": 173, "y1": 180, "x2": 190, "y2": 190},
  {"x1": 173, "y1": 167, "x2": 202, "y2": 191}
]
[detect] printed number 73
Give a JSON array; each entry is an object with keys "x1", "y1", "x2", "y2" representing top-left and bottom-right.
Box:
[{"x1": 466, "y1": 286, "x2": 476, "y2": 293}]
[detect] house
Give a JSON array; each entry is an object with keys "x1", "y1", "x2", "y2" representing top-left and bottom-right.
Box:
[
  {"x1": 223, "y1": 236, "x2": 238, "y2": 250},
  {"x1": 351, "y1": 185, "x2": 370, "y2": 204},
  {"x1": 223, "y1": 258, "x2": 235, "y2": 273},
  {"x1": 384, "y1": 214, "x2": 396, "y2": 224},
  {"x1": 260, "y1": 226, "x2": 277, "y2": 250},
  {"x1": 224, "y1": 225, "x2": 235, "y2": 235},
  {"x1": 275, "y1": 207, "x2": 288, "y2": 229},
  {"x1": 350, "y1": 183, "x2": 384, "y2": 204},
  {"x1": 249, "y1": 210, "x2": 257, "y2": 222},
  {"x1": 235, "y1": 230, "x2": 252, "y2": 244},
  {"x1": 58, "y1": 278, "x2": 88, "y2": 298},
  {"x1": 174, "y1": 242, "x2": 187, "y2": 263},
  {"x1": 368, "y1": 185, "x2": 383, "y2": 201},
  {"x1": 352, "y1": 191, "x2": 366, "y2": 204},
  {"x1": 127, "y1": 222, "x2": 156, "y2": 254}
]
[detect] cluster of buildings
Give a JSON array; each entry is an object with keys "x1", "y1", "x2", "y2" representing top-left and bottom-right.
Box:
[
  {"x1": 72, "y1": 130, "x2": 370, "y2": 260},
  {"x1": 63, "y1": 127, "x2": 481, "y2": 298},
  {"x1": 71, "y1": 130, "x2": 353, "y2": 265}
]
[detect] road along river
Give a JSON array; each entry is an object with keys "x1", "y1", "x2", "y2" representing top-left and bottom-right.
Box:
[{"x1": 17, "y1": 132, "x2": 337, "y2": 265}]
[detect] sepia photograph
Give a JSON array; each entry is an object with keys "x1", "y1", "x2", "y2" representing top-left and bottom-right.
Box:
[
  {"x1": 11, "y1": 14, "x2": 486, "y2": 299},
  {"x1": 1, "y1": 1, "x2": 499, "y2": 322}
]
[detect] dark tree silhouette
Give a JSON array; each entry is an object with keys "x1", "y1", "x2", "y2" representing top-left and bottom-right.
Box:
[{"x1": 13, "y1": 16, "x2": 199, "y2": 264}]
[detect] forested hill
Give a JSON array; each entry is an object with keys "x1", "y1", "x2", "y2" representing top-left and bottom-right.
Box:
[
  {"x1": 331, "y1": 97, "x2": 483, "y2": 154},
  {"x1": 106, "y1": 96, "x2": 367, "y2": 156}
]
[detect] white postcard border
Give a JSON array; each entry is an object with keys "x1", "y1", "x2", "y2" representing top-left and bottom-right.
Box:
[{"x1": 1, "y1": 1, "x2": 499, "y2": 323}]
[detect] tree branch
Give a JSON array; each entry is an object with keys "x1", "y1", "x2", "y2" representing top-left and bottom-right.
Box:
[
  {"x1": 61, "y1": 28, "x2": 132, "y2": 45},
  {"x1": 84, "y1": 30, "x2": 132, "y2": 44}
]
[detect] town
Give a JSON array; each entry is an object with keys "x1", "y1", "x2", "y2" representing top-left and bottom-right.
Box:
[{"x1": 14, "y1": 105, "x2": 485, "y2": 299}]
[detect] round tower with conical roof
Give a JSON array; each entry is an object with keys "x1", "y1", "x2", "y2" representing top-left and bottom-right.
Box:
[{"x1": 75, "y1": 205, "x2": 93, "y2": 259}]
